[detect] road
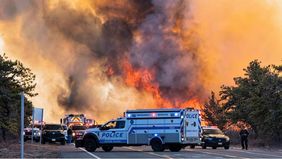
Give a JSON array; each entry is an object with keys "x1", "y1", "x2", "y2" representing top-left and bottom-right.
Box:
[{"x1": 58, "y1": 144, "x2": 282, "y2": 158}]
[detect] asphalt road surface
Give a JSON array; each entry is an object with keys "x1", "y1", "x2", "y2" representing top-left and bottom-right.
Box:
[{"x1": 59, "y1": 144, "x2": 282, "y2": 158}]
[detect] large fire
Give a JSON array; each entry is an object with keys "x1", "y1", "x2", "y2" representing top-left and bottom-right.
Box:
[
  {"x1": 0, "y1": 0, "x2": 281, "y2": 123},
  {"x1": 122, "y1": 58, "x2": 202, "y2": 109},
  {"x1": 123, "y1": 59, "x2": 174, "y2": 108}
]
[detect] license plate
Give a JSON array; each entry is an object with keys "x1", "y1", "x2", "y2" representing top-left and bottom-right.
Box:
[
  {"x1": 52, "y1": 139, "x2": 55, "y2": 141},
  {"x1": 218, "y1": 142, "x2": 222, "y2": 145}
]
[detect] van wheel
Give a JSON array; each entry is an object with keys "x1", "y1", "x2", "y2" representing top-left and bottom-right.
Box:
[
  {"x1": 42, "y1": 139, "x2": 46, "y2": 144},
  {"x1": 212, "y1": 146, "x2": 217, "y2": 149},
  {"x1": 190, "y1": 145, "x2": 195, "y2": 149},
  {"x1": 202, "y1": 145, "x2": 206, "y2": 149},
  {"x1": 84, "y1": 138, "x2": 98, "y2": 152},
  {"x1": 224, "y1": 146, "x2": 229, "y2": 150},
  {"x1": 150, "y1": 138, "x2": 165, "y2": 152},
  {"x1": 102, "y1": 146, "x2": 114, "y2": 152},
  {"x1": 169, "y1": 144, "x2": 182, "y2": 152}
]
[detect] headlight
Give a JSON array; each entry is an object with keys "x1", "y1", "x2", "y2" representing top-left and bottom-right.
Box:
[
  {"x1": 206, "y1": 137, "x2": 213, "y2": 141},
  {"x1": 23, "y1": 132, "x2": 25, "y2": 135},
  {"x1": 226, "y1": 137, "x2": 230, "y2": 141},
  {"x1": 72, "y1": 132, "x2": 76, "y2": 136}
]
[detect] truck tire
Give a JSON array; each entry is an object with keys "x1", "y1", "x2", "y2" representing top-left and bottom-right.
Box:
[
  {"x1": 84, "y1": 137, "x2": 98, "y2": 152},
  {"x1": 190, "y1": 145, "x2": 195, "y2": 149},
  {"x1": 102, "y1": 146, "x2": 114, "y2": 152},
  {"x1": 202, "y1": 145, "x2": 206, "y2": 149},
  {"x1": 150, "y1": 138, "x2": 165, "y2": 152},
  {"x1": 168, "y1": 144, "x2": 182, "y2": 152}
]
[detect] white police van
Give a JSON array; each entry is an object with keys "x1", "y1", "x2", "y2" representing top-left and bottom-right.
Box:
[{"x1": 75, "y1": 108, "x2": 201, "y2": 152}]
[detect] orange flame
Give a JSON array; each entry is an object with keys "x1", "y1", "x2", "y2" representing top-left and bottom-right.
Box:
[{"x1": 122, "y1": 58, "x2": 202, "y2": 109}]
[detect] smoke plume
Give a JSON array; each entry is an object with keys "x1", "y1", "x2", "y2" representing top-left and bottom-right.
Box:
[{"x1": 0, "y1": 0, "x2": 281, "y2": 122}]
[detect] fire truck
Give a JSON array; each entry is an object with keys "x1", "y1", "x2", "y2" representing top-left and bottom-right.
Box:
[
  {"x1": 60, "y1": 114, "x2": 95, "y2": 127},
  {"x1": 60, "y1": 114, "x2": 87, "y2": 127},
  {"x1": 75, "y1": 108, "x2": 202, "y2": 152}
]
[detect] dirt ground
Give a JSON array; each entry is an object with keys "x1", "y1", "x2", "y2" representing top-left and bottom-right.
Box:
[{"x1": 0, "y1": 140, "x2": 60, "y2": 158}]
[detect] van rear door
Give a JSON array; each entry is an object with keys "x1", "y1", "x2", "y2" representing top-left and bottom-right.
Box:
[{"x1": 184, "y1": 110, "x2": 201, "y2": 144}]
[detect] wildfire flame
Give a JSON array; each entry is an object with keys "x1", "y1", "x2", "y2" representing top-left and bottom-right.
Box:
[{"x1": 122, "y1": 58, "x2": 203, "y2": 109}]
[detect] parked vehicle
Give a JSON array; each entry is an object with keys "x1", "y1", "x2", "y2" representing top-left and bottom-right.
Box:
[
  {"x1": 24, "y1": 127, "x2": 40, "y2": 142},
  {"x1": 75, "y1": 108, "x2": 202, "y2": 152},
  {"x1": 71, "y1": 125, "x2": 87, "y2": 141},
  {"x1": 42, "y1": 124, "x2": 66, "y2": 145},
  {"x1": 201, "y1": 126, "x2": 230, "y2": 149}
]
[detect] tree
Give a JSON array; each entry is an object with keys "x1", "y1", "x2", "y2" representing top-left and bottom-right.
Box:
[
  {"x1": 220, "y1": 60, "x2": 282, "y2": 142},
  {"x1": 203, "y1": 91, "x2": 227, "y2": 130},
  {"x1": 0, "y1": 54, "x2": 37, "y2": 141}
]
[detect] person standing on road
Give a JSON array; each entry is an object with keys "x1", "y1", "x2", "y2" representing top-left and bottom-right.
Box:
[
  {"x1": 239, "y1": 127, "x2": 249, "y2": 150},
  {"x1": 67, "y1": 127, "x2": 73, "y2": 144}
]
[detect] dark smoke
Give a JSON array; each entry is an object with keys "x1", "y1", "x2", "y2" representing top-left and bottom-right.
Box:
[
  {"x1": 129, "y1": 0, "x2": 206, "y2": 103},
  {"x1": 0, "y1": 0, "x2": 206, "y2": 111},
  {"x1": 41, "y1": 0, "x2": 154, "y2": 109}
]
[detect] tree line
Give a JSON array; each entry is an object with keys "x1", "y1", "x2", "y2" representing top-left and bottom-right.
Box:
[
  {"x1": 0, "y1": 54, "x2": 37, "y2": 141},
  {"x1": 203, "y1": 60, "x2": 282, "y2": 143}
]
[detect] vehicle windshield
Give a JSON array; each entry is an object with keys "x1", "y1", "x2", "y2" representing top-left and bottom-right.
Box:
[
  {"x1": 44, "y1": 125, "x2": 62, "y2": 130},
  {"x1": 103, "y1": 121, "x2": 116, "y2": 129},
  {"x1": 203, "y1": 129, "x2": 223, "y2": 135},
  {"x1": 102, "y1": 120, "x2": 125, "y2": 129},
  {"x1": 71, "y1": 126, "x2": 86, "y2": 130}
]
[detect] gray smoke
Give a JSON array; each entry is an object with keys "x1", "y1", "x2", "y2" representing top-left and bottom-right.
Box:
[
  {"x1": 41, "y1": 0, "x2": 154, "y2": 109},
  {"x1": 129, "y1": 0, "x2": 205, "y2": 103},
  {"x1": 0, "y1": 0, "x2": 207, "y2": 111}
]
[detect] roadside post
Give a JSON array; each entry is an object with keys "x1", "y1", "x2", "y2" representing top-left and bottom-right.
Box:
[
  {"x1": 40, "y1": 109, "x2": 44, "y2": 144},
  {"x1": 20, "y1": 92, "x2": 24, "y2": 159},
  {"x1": 31, "y1": 107, "x2": 34, "y2": 143}
]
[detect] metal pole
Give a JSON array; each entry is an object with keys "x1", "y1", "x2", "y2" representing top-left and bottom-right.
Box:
[
  {"x1": 40, "y1": 109, "x2": 43, "y2": 144},
  {"x1": 31, "y1": 107, "x2": 34, "y2": 144},
  {"x1": 20, "y1": 92, "x2": 24, "y2": 159}
]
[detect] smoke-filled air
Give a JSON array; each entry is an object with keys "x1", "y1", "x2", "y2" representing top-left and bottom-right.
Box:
[{"x1": 0, "y1": 0, "x2": 281, "y2": 123}]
